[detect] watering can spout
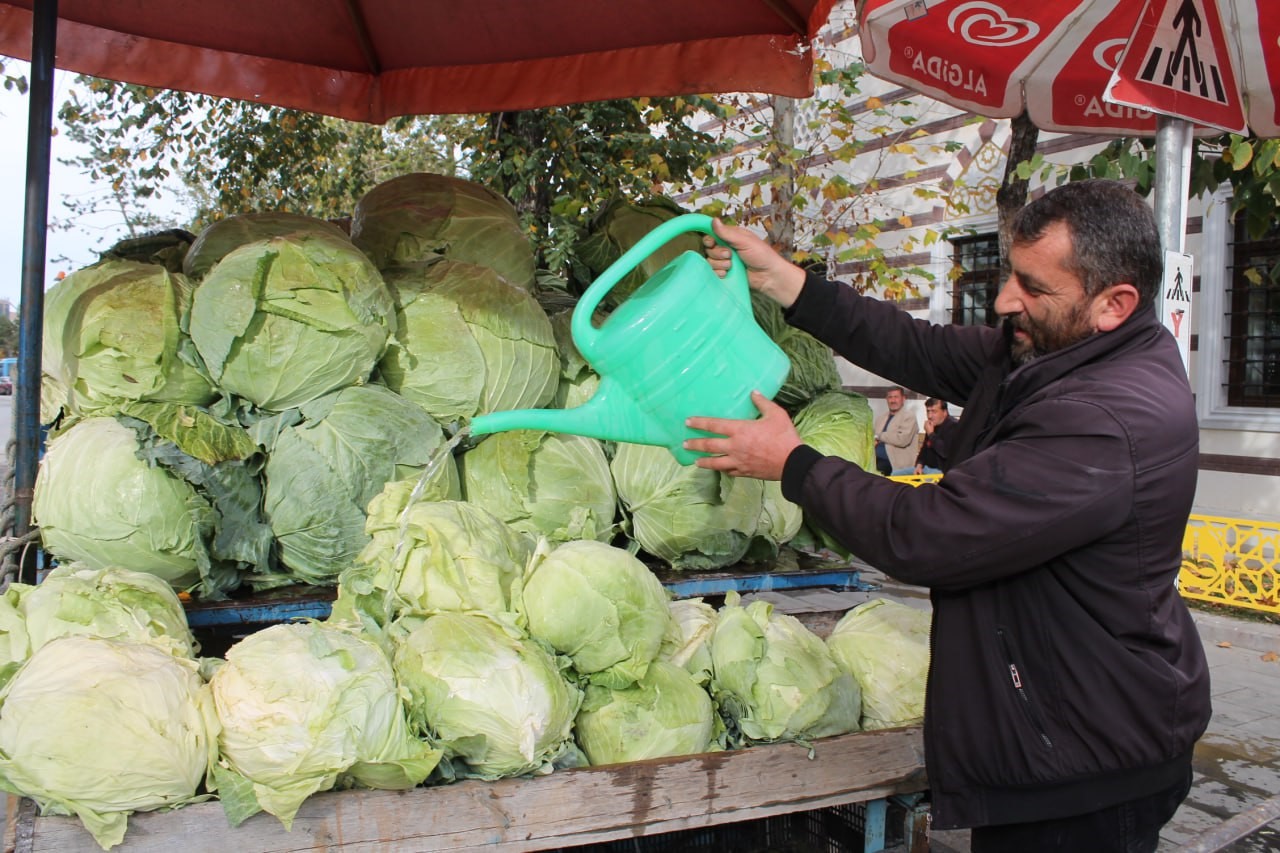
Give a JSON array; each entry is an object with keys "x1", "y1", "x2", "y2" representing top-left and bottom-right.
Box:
[{"x1": 471, "y1": 380, "x2": 689, "y2": 458}]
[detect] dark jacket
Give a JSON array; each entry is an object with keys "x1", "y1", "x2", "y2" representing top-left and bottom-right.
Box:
[
  {"x1": 780, "y1": 274, "x2": 1211, "y2": 829},
  {"x1": 915, "y1": 415, "x2": 957, "y2": 471}
]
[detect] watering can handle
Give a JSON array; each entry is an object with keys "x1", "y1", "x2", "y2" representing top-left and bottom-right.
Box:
[{"x1": 572, "y1": 213, "x2": 749, "y2": 361}]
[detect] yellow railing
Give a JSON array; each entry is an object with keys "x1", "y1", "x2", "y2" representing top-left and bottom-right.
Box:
[{"x1": 889, "y1": 476, "x2": 1280, "y2": 616}]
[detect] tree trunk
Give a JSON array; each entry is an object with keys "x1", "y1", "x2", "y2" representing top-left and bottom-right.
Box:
[
  {"x1": 767, "y1": 96, "x2": 797, "y2": 257},
  {"x1": 996, "y1": 111, "x2": 1039, "y2": 280}
]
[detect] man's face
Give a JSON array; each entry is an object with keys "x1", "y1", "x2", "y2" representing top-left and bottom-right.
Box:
[
  {"x1": 885, "y1": 390, "x2": 904, "y2": 413},
  {"x1": 995, "y1": 221, "x2": 1100, "y2": 366},
  {"x1": 926, "y1": 403, "x2": 947, "y2": 426}
]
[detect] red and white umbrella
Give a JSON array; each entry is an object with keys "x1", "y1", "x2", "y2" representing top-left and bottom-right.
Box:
[{"x1": 859, "y1": 0, "x2": 1278, "y2": 136}]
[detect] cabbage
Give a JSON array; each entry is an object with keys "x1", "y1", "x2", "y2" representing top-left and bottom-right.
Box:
[
  {"x1": 575, "y1": 660, "x2": 716, "y2": 765},
  {"x1": 377, "y1": 259, "x2": 557, "y2": 430},
  {"x1": 250, "y1": 384, "x2": 461, "y2": 585},
  {"x1": 709, "y1": 592, "x2": 861, "y2": 744},
  {"x1": 10, "y1": 563, "x2": 196, "y2": 662},
  {"x1": 41, "y1": 259, "x2": 216, "y2": 422},
  {"x1": 547, "y1": 307, "x2": 600, "y2": 409},
  {"x1": 518, "y1": 540, "x2": 672, "y2": 688},
  {"x1": 792, "y1": 391, "x2": 876, "y2": 557},
  {"x1": 392, "y1": 611, "x2": 581, "y2": 779},
  {"x1": 351, "y1": 172, "x2": 536, "y2": 290},
  {"x1": 460, "y1": 430, "x2": 616, "y2": 544},
  {"x1": 333, "y1": 488, "x2": 533, "y2": 626},
  {"x1": 183, "y1": 211, "x2": 349, "y2": 280},
  {"x1": 751, "y1": 292, "x2": 842, "y2": 411},
  {"x1": 578, "y1": 196, "x2": 700, "y2": 307},
  {"x1": 188, "y1": 230, "x2": 396, "y2": 412},
  {"x1": 658, "y1": 597, "x2": 718, "y2": 685},
  {"x1": 0, "y1": 636, "x2": 218, "y2": 850},
  {"x1": 752, "y1": 480, "x2": 804, "y2": 560},
  {"x1": 827, "y1": 599, "x2": 931, "y2": 730},
  {"x1": 33, "y1": 417, "x2": 215, "y2": 591},
  {"x1": 611, "y1": 442, "x2": 765, "y2": 570},
  {"x1": 209, "y1": 622, "x2": 440, "y2": 829}
]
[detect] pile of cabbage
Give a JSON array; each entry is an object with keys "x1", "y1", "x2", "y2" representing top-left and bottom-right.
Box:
[
  {"x1": 32, "y1": 179, "x2": 877, "y2": 602},
  {"x1": 0, "y1": 548, "x2": 928, "y2": 849}
]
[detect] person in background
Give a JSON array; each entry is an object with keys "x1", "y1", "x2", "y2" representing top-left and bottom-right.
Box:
[
  {"x1": 873, "y1": 386, "x2": 919, "y2": 476},
  {"x1": 685, "y1": 179, "x2": 1210, "y2": 853},
  {"x1": 910, "y1": 397, "x2": 957, "y2": 475}
]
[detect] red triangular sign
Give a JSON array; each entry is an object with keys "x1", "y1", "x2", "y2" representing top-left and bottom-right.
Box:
[{"x1": 1104, "y1": 0, "x2": 1246, "y2": 133}]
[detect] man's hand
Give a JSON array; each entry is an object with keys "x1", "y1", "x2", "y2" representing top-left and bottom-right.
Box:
[
  {"x1": 701, "y1": 219, "x2": 807, "y2": 308},
  {"x1": 684, "y1": 391, "x2": 802, "y2": 481}
]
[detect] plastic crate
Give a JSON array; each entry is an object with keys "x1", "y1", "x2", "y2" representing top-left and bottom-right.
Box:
[{"x1": 550, "y1": 801, "x2": 873, "y2": 853}]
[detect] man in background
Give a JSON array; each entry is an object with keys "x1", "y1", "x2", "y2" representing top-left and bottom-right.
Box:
[
  {"x1": 873, "y1": 386, "x2": 918, "y2": 475},
  {"x1": 912, "y1": 397, "x2": 957, "y2": 475}
]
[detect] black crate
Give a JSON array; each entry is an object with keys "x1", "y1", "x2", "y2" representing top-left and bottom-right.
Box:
[{"x1": 548, "y1": 801, "x2": 870, "y2": 853}]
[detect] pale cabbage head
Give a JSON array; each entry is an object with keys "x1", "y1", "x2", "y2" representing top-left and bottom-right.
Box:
[
  {"x1": 33, "y1": 417, "x2": 215, "y2": 591},
  {"x1": 376, "y1": 259, "x2": 557, "y2": 429},
  {"x1": 333, "y1": 488, "x2": 533, "y2": 626},
  {"x1": 188, "y1": 230, "x2": 396, "y2": 412},
  {"x1": 827, "y1": 599, "x2": 931, "y2": 730},
  {"x1": 251, "y1": 384, "x2": 461, "y2": 585},
  {"x1": 0, "y1": 636, "x2": 218, "y2": 850},
  {"x1": 12, "y1": 563, "x2": 196, "y2": 661},
  {"x1": 460, "y1": 430, "x2": 616, "y2": 544},
  {"x1": 792, "y1": 391, "x2": 876, "y2": 557},
  {"x1": 41, "y1": 259, "x2": 216, "y2": 422},
  {"x1": 518, "y1": 540, "x2": 672, "y2": 688},
  {"x1": 547, "y1": 308, "x2": 600, "y2": 409},
  {"x1": 351, "y1": 172, "x2": 536, "y2": 290},
  {"x1": 611, "y1": 442, "x2": 764, "y2": 570},
  {"x1": 209, "y1": 622, "x2": 440, "y2": 829},
  {"x1": 577, "y1": 196, "x2": 700, "y2": 308},
  {"x1": 709, "y1": 593, "x2": 861, "y2": 743},
  {"x1": 575, "y1": 660, "x2": 716, "y2": 765},
  {"x1": 658, "y1": 597, "x2": 718, "y2": 685},
  {"x1": 392, "y1": 611, "x2": 581, "y2": 779}
]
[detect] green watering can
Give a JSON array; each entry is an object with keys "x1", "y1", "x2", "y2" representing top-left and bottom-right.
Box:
[{"x1": 469, "y1": 214, "x2": 790, "y2": 465}]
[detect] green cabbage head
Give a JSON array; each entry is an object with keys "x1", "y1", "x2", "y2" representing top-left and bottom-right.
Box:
[
  {"x1": 33, "y1": 417, "x2": 215, "y2": 591},
  {"x1": 188, "y1": 230, "x2": 396, "y2": 412},
  {"x1": 392, "y1": 611, "x2": 581, "y2": 779},
  {"x1": 827, "y1": 599, "x2": 931, "y2": 730},
  {"x1": 460, "y1": 430, "x2": 616, "y2": 544},
  {"x1": 333, "y1": 488, "x2": 533, "y2": 626},
  {"x1": 792, "y1": 391, "x2": 877, "y2": 556},
  {"x1": 547, "y1": 307, "x2": 600, "y2": 409},
  {"x1": 377, "y1": 259, "x2": 557, "y2": 429},
  {"x1": 0, "y1": 636, "x2": 218, "y2": 850},
  {"x1": 575, "y1": 660, "x2": 716, "y2": 765},
  {"x1": 709, "y1": 592, "x2": 861, "y2": 744},
  {"x1": 41, "y1": 259, "x2": 215, "y2": 422},
  {"x1": 577, "y1": 196, "x2": 700, "y2": 308},
  {"x1": 10, "y1": 563, "x2": 196, "y2": 662},
  {"x1": 751, "y1": 292, "x2": 842, "y2": 411},
  {"x1": 250, "y1": 384, "x2": 461, "y2": 585},
  {"x1": 183, "y1": 211, "x2": 350, "y2": 280},
  {"x1": 612, "y1": 442, "x2": 764, "y2": 570},
  {"x1": 518, "y1": 540, "x2": 672, "y2": 688},
  {"x1": 209, "y1": 622, "x2": 440, "y2": 830},
  {"x1": 351, "y1": 172, "x2": 536, "y2": 290}
]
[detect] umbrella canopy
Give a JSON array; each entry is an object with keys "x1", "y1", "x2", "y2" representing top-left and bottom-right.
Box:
[
  {"x1": 0, "y1": 0, "x2": 839, "y2": 122},
  {"x1": 859, "y1": 0, "x2": 1278, "y2": 137}
]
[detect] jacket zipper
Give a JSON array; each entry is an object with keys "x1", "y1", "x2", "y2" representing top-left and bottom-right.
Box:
[{"x1": 996, "y1": 627, "x2": 1054, "y2": 750}]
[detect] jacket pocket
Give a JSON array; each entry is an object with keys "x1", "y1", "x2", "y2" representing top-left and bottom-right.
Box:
[{"x1": 995, "y1": 626, "x2": 1054, "y2": 750}]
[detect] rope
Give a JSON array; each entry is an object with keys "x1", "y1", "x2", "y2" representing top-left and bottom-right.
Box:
[{"x1": 0, "y1": 432, "x2": 40, "y2": 593}]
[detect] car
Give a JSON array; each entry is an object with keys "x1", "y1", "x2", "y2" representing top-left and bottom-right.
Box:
[{"x1": 0, "y1": 375, "x2": 12, "y2": 395}]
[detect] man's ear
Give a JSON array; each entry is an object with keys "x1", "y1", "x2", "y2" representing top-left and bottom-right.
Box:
[{"x1": 1093, "y1": 283, "x2": 1140, "y2": 332}]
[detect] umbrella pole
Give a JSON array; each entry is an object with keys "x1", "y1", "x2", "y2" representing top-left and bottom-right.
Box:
[{"x1": 12, "y1": 0, "x2": 57, "y2": 581}]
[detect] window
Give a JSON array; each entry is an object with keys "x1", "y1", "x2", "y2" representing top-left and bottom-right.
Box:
[
  {"x1": 951, "y1": 233, "x2": 1001, "y2": 327},
  {"x1": 1226, "y1": 220, "x2": 1280, "y2": 408}
]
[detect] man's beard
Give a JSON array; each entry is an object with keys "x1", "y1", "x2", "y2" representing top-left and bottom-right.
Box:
[{"x1": 1002, "y1": 302, "x2": 1094, "y2": 366}]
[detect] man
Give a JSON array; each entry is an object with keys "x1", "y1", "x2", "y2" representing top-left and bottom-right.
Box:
[
  {"x1": 686, "y1": 180, "x2": 1210, "y2": 852},
  {"x1": 873, "y1": 386, "x2": 919, "y2": 476},
  {"x1": 912, "y1": 397, "x2": 957, "y2": 475}
]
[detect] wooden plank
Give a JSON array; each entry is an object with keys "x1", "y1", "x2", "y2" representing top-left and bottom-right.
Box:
[{"x1": 11, "y1": 728, "x2": 926, "y2": 852}]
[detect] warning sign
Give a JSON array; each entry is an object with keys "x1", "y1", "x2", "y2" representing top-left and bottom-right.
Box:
[
  {"x1": 1104, "y1": 0, "x2": 1246, "y2": 133},
  {"x1": 1162, "y1": 251, "x2": 1193, "y2": 376}
]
